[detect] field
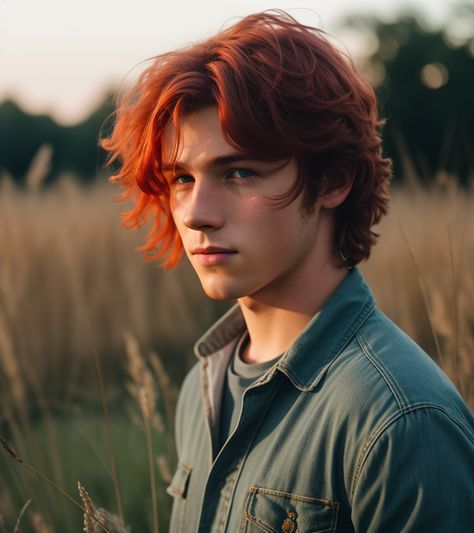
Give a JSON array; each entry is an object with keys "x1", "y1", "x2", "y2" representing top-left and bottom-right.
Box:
[{"x1": 0, "y1": 173, "x2": 473, "y2": 531}]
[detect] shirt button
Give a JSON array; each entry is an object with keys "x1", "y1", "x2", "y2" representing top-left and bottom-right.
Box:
[{"x1": 281, "y1": 511, "x2": 297, "y2": 532}]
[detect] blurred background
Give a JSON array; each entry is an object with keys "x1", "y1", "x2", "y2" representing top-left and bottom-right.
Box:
[{"x1": 1, "y1": 1, "x2": 473, "y2": 531}]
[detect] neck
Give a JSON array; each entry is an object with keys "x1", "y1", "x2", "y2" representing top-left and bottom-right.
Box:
[{"x1": 238, "y1": 254, "x2": 348, "y2": 364}]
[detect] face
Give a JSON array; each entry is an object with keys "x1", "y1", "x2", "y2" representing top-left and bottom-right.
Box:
[{"x1": 162, "y1": 106, "x2": 326, "y2": 303}]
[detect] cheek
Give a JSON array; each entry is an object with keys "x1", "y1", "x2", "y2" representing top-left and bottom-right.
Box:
[
  {"x1": 241, "y1": 201, "x2": 300, "y2": 241},
  {"x1": 169, "y1": 198, "x2": 185, "y2": 233}
]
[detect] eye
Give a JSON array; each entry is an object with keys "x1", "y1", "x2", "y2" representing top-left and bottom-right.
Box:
[
  {"x1": 172, "y1": 174, "x2": 194, "y2": 185},
  {"x1": 227, "y1": 168, "x2": 255, "y2": 180}
]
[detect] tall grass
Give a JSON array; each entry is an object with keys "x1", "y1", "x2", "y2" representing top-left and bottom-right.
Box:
[
  {"x1": 0, "y1": 176, "x2": 226, "y2": 400},
  {"x1": 0, "y1": 171, "x2": 472, "y2": 530},
  {"x1": 362, "y1": 178, "x2": 474, "y2": 406}
]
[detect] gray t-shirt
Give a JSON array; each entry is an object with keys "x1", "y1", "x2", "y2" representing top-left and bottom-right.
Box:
[{"x1": 219, "y1": 333, "x2": 282, "y2": 448}]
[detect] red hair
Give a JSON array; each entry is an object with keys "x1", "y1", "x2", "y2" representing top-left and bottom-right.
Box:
[{"x1": 101, "y1": 10, "x2": 392, "y2": 267}]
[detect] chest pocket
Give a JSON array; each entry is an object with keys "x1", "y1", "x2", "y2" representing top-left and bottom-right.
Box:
[
  {"x1": 240, "y1": 486, "x2": 339, "y2": 533},
  {"x1": 166, "y1": 462, "x2": 192, "y2": 533}
]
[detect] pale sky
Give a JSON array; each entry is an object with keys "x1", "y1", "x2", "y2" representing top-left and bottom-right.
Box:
[{"x1": 0, "y1": 0, "x2": 454, "y2": 124}]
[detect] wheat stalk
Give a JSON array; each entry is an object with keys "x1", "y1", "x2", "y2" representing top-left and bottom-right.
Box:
[
  {"x1": 12, "y1": 499, "x2": 31, "y2": 533},
  {"x1": 0, "y1": 437, "x2": 112, "y2": 533},
  {"x1": 78, "y1": 482, "x2": 131, "y2": 533},
  {"x1": 90, "y1": 340, "x2": 125, "y2": 522},
  {"x1": 123, "y1": 333, "x2": 159, "y2": 533},
  {"x1": 398, "y1": 223, "x2": 444, "y2": 363},
  {"x1": 78, "y1": 482, "x2": 96, "y2": 533},
  {"x1": 0, "y1": 311, "x2": 25, "y2": 417}
]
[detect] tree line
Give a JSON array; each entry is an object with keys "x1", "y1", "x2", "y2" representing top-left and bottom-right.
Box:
[{"x1": 1, "y1": 6, "x2": 473, "y2": 186}]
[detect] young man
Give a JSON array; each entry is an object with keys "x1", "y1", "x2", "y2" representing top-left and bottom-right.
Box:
[{"x1": 103, "y1": 11, "x2": 474, "y2": 532}]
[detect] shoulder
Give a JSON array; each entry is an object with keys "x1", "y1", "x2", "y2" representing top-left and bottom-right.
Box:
[
  {"x1": 338, "y1": 311, "x2": 474, "y2": 525},
  {"x1": 324, "y1": 307, "x2": 474, "y2": 457},
  {"x1": 350, "y1": 404, "x2": 474, "y2": 530},
  {"x1": 332, "y1": 308, "x2": 470, "y2": 417},
  {"x1": 355, "y1": 309, "x2": 469, "y2": 415}
]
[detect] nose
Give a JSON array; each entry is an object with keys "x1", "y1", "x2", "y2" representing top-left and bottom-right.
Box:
[{"x1": 182, "y1": 180, "x2": 224, "y2": 231}]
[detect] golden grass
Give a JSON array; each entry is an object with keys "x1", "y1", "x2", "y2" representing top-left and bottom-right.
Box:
[
  {"x1": 362, "y1": 179, "x2": 474, "y2": 407},
  {"x1": 0, "y1": 171, "x2": 472, "y2": 529},
  {"x1": 0, "y1": 176, "x2": 208, "y2": 411},
  {"x1": 122, "y1": 332, "x2": 178, "y2": 532},
  {"x1": 12, "y1": 499, "x2": 31, "y2": 533},
  {"x1": 0, "y1": 173, "x2": 471, "y2": 409},
  {"x1": 78, "y1": 482, "x2": 129, "y2": 533},
  {"x1": 124, "y1": 332, "x2": 159, "y2": 533}
]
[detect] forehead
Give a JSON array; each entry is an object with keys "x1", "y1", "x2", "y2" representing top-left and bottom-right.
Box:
[{"x1": 162, "y1": 106, "x2": 236, "y2": 166}]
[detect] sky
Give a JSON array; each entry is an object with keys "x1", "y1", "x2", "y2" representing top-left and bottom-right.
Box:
[{"x1": 0, "y1": 0, "x2": 455, "y2": 124}]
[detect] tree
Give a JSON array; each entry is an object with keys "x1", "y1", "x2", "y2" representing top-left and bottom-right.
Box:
[
  {"x1": 343, "y1": 2, "x2": 474, "y2": 183},
  {"x1": 0, "y1": 92, "x2": 115, "y2": 185}
]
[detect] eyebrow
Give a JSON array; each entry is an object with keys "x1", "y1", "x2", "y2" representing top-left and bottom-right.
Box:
[{"x1": 161, "y1": 153, "x2": 261, "y2": 172}]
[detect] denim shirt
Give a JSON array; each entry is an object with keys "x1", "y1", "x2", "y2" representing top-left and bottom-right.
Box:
[{"x1": 167, "y1": 268, "x2": 474, "y2": 532}]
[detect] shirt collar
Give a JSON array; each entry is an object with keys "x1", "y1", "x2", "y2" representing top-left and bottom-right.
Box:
[{"x1": 194, "y1": 267, "x2": 375, "y2": 391}]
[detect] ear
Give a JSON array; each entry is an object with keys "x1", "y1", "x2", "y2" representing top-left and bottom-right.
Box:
[{"x1": 319, "y1": 178, "x2": 353, "y2": 209}]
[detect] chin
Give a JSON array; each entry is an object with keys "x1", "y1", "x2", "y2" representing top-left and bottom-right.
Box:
[
  {"x1": 202, "y1": 286, "x2": 239, "y2": 301},
  {"x1": 200, "y1": 279, "x2": 247, "y2": 301}
]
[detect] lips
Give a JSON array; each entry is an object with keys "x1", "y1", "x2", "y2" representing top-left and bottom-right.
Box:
[
  {"x1": 191, "y1": 246, "x2": 236, "y2": 255},
  {"x1": 191, "y1": 246, "x2": 237, "y2": 266}
]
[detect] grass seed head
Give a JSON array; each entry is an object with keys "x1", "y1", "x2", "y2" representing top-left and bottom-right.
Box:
[
  {"x1": 78, "y1": 482, "x2": 98, "y2": 533},
  {"x1": 0, "y1": 436, "x2": 23, "y2": 463}
]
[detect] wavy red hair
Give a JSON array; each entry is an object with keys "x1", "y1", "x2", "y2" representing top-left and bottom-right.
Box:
[{"x1": 101, "y1": 10, "x2": 392, "y2": 267}]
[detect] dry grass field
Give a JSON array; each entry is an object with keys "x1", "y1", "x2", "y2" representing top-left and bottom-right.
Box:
[
  {"x1": 363, "y1": 178, "x2": 474, "y2": 407},
  {"x1": 0, "y1": 171, "x2": 472, "y2": 531}
]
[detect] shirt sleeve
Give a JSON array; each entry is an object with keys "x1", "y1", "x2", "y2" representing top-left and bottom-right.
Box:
[{"x1": 350, "y1": 406, "x2": 474, "y2": 532}]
